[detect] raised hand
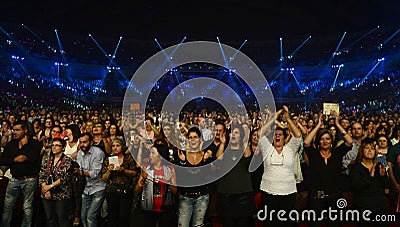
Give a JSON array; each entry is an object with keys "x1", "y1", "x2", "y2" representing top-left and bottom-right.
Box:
[
  {"x1": 378, "y1": 163, "x2": 386, "y2": 177},
  {"x1": 108, "y1": 163, "x2": 115, "y2": 171},
  {"x1": 370, "y1": 163, "x2": 377, "y2": 177}
]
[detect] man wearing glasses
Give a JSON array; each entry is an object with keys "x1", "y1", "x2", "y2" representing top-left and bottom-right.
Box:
[{"x1": 0, "y1": 121, "x2": 42, "y2": 227}]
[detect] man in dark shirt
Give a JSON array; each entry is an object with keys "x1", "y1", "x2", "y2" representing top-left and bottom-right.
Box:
[
  {"x1": 0, "y1": 121, "x2": 42, "y2": 227},
  {"x1": 205, "y1": 120, "x2": 228, "y2": 161}
]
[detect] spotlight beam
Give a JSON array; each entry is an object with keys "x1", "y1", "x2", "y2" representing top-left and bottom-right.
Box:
[
  {"x1": 289, "y1": 35, "x2": 311, "y2": 58},
  {"x1": 330, "y1": 64, "x2": 344, "y2": 91},
  {"x1": 290, "y1": 70, "x2": 305, "y2": 95},
  {"x1": 227, "y1": 39, "x2": 249, "y2": 91},
  {"x1": 342, "y1": 26, "x2": 379, "y2": 51},
  {"x1": 0, "y1": 26, "x2": 28, "y2": 54},
  {"x1": 333, "y1": 31, "x2": 347, "y2": 56},
  {"x1": 21, "y1": 24, "x2": 57, "y2": 52},
  {"x1": 270, "y1": 71, "x2": 283, "y2": 83},
  {"x1": 355, "y1": 61, "x2": 381, "y2": 88},
  {"x1": 154, "y1": 36, "x2": 186, "y2": 66},
  {"x1": 217, "y1": 37, "x2": 229, "y2": 67},
  {"x1": 89, "y1": 34, "x2": 109, "y2": 58},
  {"x1": 54, "y1": 29, "x2": 67, "y2": 63},
  {"x1": 279, "y1": 37, "x2": 284, "y2": 61},
  {"x1": 154, "y1": 37, "x2": 186, "y2": 87},
  {"x1": 229, "y1": 39, "x2": 247, "y2": 64},
  {"x1": 98, "y1": 36, "x2": 127, "y2": 93},
  {"x1": 327, "y1": 31, "x2": 347, "y2": 66},
  {"x1": 88, "y1": 33, "x2": 127, "y2": 82},
  {"x1": 111, "y1": 36, "x2": 122, "y2": 59},
  {"x1": 383, "y1": 27, "x2": 400, "y2": 45},
  {"x1": 106, "y1": 36, "x2": 123, "y2": 69},
  {"x1": 15, "y1": 58, "x2": 29, "y2": 75}
]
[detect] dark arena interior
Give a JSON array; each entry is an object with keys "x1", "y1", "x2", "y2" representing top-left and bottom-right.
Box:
[{"x1": 1, "y1": 0, "x2": 400, "y2": 226}]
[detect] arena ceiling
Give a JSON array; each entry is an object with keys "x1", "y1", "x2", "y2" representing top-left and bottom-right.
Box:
[{"x1": 2, "y1": 0, "x2": 400, "y2": 41}]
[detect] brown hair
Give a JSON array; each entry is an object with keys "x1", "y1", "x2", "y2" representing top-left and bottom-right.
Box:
[{"x1": 356, "y1": 138, "x2": 377, "y2": 163}]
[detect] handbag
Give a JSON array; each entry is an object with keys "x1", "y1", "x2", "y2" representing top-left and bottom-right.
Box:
[{"x1": 160, "y1": 186, "x2": 176, "y2": 211}]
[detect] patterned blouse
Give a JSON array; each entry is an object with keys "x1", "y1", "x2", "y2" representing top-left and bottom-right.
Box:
[
  {"x1": 101, "y1": 153, "x2": 137, "y2": 192},
  {"x1": 39, "y1": 153, "x2": 73, "y2": 200}
]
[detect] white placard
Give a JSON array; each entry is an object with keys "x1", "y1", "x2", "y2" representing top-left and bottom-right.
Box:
[
  {"x1": 323, "y1": 103, "x2": 340, "y2": 115},
  {"x1": 108, "y1": 156, "x2": 120, "y2": 170}
]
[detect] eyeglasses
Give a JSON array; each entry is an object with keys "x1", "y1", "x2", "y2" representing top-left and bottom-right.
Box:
[
  {"x1": 378, "y1": 140, "x2": 387, "y2": 142},
  {"x1": 51, "y1": 144, "x2": 63, "y2": 147}
]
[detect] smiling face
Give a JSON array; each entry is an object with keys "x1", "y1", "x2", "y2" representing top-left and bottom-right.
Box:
[
  {"x1": 319, "y1": 132, "x2": 332, "y2": 150},
  {"x1": 251, "y1": 130, "x2": 259, "y2": 146},
  {"x1": 188, "y1": 131, "x2": 201, "y2": 151},
  {"x1": 149, "y1": 147, "x2": 161, "y2": 165},
  {"x1": 377, "y1": 136, "x2": 388, "y2": 149}
]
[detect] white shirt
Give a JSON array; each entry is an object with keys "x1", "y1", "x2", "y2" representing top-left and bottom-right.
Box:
[
  {"x1": 259, "y1": 135, "x2": 302, "y2": 195},
  {"x1": 65, "y1": 141, "x2": 79, "y2": 159}
]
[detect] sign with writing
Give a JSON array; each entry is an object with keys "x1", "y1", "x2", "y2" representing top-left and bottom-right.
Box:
[
  {"x1": 323, "y1": 103, "x2": 339, "y2": 115},
  {"x1": 130, "y1": 103, "x2": 140, "y2": 111}
]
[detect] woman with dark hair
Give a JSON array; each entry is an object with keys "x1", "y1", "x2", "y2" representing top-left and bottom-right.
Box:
[
  {"x1": 257, "y1": 106, "x2": 302, "y2": 227},
  {"x1": 160, "y1": 122, "x2": 179, "y2": 150},
  {"x1": 38, "y1": 117, "x2": 54, "y2": 140},
  {"x1": 328, "y1": 125, "x2": 339, "y2": 148},
  {"x1": 215, "y1": 124, "x2": 255, "y2": 227},
  {"x1": 39, "y1": 138, "x2": 73, "y2": 227},
  {"x1": 135, "y1": 143, "x2": 177, "y2": 227},
  {"x1": 32, "y1": 118, "x2": 42, "y2": 140},
  {"x1": 350, "y1": 138, "x2": 389, "y2": 227},
  {"x1": 176, "y1": 126, "x2": 212, "y2": 227},
  {"x1": 102, "y1": 137, "x2": 137, "y2": 227},
  {"x1": 64, "y1": 124, "x2": 83, "y2": 226},
  {"x1": 64, "y1": 124, "x2": 81, "y2": 160},
  {"x1": 303, "y1": 111, "x2": 353, "y2": 227},
  {"x1": 41, "y1": 125, "x2": 63, "y2": 160},
  {"x1": 1, "y1": 120, "x2": 12, "y2": 151},
  {"x1": 106, "y1": 123, "x2": 123, "y2": 142},
  {"x1": 248, "y1": 129, "x2": 262, "y2": 192}
]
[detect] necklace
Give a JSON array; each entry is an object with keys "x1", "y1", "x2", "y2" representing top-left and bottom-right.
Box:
[
  {"x1": 320, "y1": 151, "x2": 331, "y2": 159},
  {"x1": 189, "y1": 151, "x2": 201, "y2": 163}
]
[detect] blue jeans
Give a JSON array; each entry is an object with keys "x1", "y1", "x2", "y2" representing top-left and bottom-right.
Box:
[
  {"x1": 81, "y1": 190, "x2": 105, "y2": 227},
  {"x1": 42, "y1": 198, "x2": 71, "y2": 227},
  {"x1": 1, "y1": 177, "x2": 37, "y2": 227},
  {"x1": 178, "y1": 193, "x2": 209, "y2": 227}
]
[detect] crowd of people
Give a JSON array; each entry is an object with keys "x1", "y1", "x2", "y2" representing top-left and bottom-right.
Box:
[{"x1": 0, "y1": 101, "x2": 400, "y2": 227}]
